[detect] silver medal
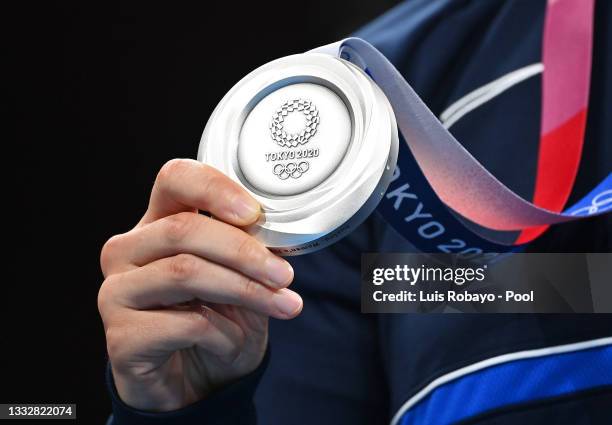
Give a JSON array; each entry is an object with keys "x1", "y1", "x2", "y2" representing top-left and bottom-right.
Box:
[{"x1": 198, "y1": 52, "x2": 398, "y2": 255}]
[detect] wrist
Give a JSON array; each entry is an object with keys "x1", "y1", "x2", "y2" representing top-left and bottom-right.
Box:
[
  {"x1": 106, "y1": 348, "x2": 271, "y2": 424},
  {"x1": 112, "y1": 366, "x2": 193, "y2": 412}
]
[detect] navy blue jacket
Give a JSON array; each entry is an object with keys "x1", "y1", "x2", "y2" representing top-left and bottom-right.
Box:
[{"x1": 107, "y1": 1, "x2": 612, "y2": 423}]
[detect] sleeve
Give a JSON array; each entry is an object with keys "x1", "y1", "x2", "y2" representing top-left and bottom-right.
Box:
[{"x1": 105, "y1": 349, "x2": 270, "y2": 425}]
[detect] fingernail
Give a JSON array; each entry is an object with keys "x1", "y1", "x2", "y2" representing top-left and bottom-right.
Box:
[
  {"x1": 265, "y1": 256, "x2": 294, "y2": 287},
  {"x1": 273, "y1": 289, "x2": 302, "y2": 317},
  {"x1": 233, "y1": 196, "x2": 260, "y2": 221}
]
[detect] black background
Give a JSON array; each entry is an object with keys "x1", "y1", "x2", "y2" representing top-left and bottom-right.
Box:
[{"x1": 7, "y1": 1, "x2": 400, "y2": 423}]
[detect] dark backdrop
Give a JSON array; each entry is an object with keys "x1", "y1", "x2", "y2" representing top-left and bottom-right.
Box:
[{"x1": 7, "y1": 1, "x2": 401, "y2": 423}]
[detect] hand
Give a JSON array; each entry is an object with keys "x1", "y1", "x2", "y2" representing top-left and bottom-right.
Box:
[{"x1": 98, "y1": 159, "x2": 302, "y2": 412}]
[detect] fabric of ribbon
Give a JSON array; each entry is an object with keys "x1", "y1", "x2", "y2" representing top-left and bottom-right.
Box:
[{"x1": 312, "y1": 0, "x2": 610, "y2": 256}]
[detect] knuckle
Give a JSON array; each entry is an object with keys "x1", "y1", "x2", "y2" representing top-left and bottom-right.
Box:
[
  {"x1": 238, "y1": 276, "x2": 261, "y2": 305},
  {"x1": 100, "y1": 234, "x2": 125, "y2": 276},
  {"x1": 163, "y1": 212, "x2": 195, "y2": 243},
  {"x1": 167, "y1": 253, "x2": 198, "y2": 282},
  {"x1": 157, "y1": 158, "x2": 192, "y2": 185},
  {"x1": 97, "y1": 275, "x2": 122, "y2": 319},
  {"x1": 104, "y1": 326, "x2": 126, "y2": 363},
  {"x1": 97, "y1": 280, "x2": 112, "y2": 315},
  {"x1": 235, "y1": 235, "x2": 261, "y2": 263}
]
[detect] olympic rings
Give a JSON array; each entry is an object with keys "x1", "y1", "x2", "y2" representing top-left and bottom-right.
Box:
[
  {"x1": 272, "y1": 161, "x2": 310, "y2": 179},
  {"x1": 570, "y1": 189, "x2": 612, "y2": 216}
]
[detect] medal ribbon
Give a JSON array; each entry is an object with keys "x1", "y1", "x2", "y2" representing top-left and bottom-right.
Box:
[
  {"x1": 516, "y1": 0, "x2": 595, "y2": 243},
  {"x1": 312, "y1": 0, "x2": 610, "y2": 254}
]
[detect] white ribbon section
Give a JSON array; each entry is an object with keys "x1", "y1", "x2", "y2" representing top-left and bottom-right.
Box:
[{"x1": 311, "y1": 38, "x2": 610, "y2": 232}]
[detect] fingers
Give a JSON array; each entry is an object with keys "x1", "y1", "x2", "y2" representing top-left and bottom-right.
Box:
[
  {"x1": 106, "y1": 306, "x2": 246, "y2": 370},
  {"x1": 104, "y1": 254, "x2": 303, "y2": 319},
  {"x1": 102, "y1": 212, "x2": 294, "y2": 289},
  {"x1": 141, "y1": 159, "x2": 261, "y2": 227}
]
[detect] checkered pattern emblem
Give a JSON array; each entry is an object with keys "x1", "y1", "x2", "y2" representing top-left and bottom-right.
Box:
[{"x1": 269, "y1": 99, "x2": 320, "y2": 148}]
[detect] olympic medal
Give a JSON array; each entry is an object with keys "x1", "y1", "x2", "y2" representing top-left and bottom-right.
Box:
[{"x1": 198, "y1": 52, "x2": 398, "y2": 255}]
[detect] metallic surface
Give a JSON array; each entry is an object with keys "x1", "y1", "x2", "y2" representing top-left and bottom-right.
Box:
[
  {"x1": 238, "y1": 83, "x2": 352, "y2": 196},
  {"x1": 198, "y1": 53, "x2": 398, "y2": 255}
]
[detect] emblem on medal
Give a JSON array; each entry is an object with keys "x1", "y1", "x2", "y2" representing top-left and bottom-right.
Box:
[
  {"x1": 269, "y1": 98, "x2": 320, "y2": 180},
  {"x1": 270, "y1": 98, "x2": 319, "y2": 148}
]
